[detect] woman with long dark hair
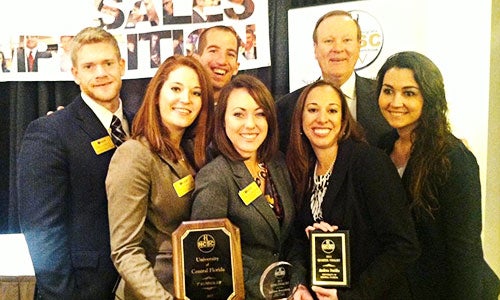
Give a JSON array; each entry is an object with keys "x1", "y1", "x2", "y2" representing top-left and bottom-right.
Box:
[
  {"x1": 377, "y1": 51, "x2": 499, "y2": 299},
  {"x1": 287, "y1": 80, "x2": 419, "y2": 299}
]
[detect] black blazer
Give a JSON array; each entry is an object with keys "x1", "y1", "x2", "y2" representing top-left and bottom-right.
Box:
[
  {"x1": 17, "y1": 96, "x2": 133, "y2": 299},
  {"x1": 276, "y1": 74, "x2": 391, "y2": 152},
  {"x1": 380, "y1": 131, "x2": 500, "y2": 299},
  {"x1": 295, "y1": 139, "x2": 420, "y2": 299}
]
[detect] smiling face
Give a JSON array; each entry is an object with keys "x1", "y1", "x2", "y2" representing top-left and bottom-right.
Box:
[
  {"x1": 314, "y1": 15, "x2": 360, "y2": 87},
  {"x1": 302, "y1": 85, "x2": 343, "y2": 152},
  {"x1": 71, "y1": 42, "x2": 125, "y2": 111},
  {"x1": 159, "y1": 66, "x2": 203, "y2": 137},
  {"x1": 224, "y1": 88, "x2": 268, "y2": 160},
  {"x1": 197, "y1": 28, "x2": 239, "y2": 97},
  {"x1": 378, "y1": 67, "x2": 424, "y2": 136}
]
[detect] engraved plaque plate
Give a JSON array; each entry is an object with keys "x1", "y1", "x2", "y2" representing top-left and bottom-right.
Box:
[
  {"x1": 173, "y1": 218, "x2": 244, "y2": 300},
  {"x1": 310, "y1": 230, "x2": 350, "y2": 287}
]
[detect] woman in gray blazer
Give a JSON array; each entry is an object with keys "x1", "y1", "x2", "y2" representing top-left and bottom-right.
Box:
[
  {"x1": 106, "y1": 55, "x2": 213, "y2": 299},
  {"x1": 191, "y1": 75, "x2": 302, "y2": 299}
]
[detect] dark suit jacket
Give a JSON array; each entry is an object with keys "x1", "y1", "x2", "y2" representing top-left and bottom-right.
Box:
[
  {"x1": 17, "y1": 96, "x2": 133, "y2": 299},
  {"x1": 380, "y1": 132, "x2": 500, "y2": 300},
  {"x1": 295, "y1": 139, "x2": 420, "y2": 299},
  {"x1": 276, "y1": 74, "x2": 391, "y2": 152},
  {"x1": 191, "y1": 153, "x2": 299, "y2": 300},
  {"x1": 17, "y1": 47, "x2": 52, "y2": 72}
]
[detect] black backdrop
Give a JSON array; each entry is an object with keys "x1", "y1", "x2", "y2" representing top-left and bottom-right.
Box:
[{"x1": 0, "y1": 0, "x2": 348, "y2": 233}]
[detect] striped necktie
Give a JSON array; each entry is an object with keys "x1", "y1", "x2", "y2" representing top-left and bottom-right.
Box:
[{"x1": 110, "y1": 115, "x2": 126, "y2": 147}]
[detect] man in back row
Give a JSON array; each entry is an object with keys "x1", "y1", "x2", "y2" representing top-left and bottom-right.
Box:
[
  {"x1": 195, "y1": 25, "x2": 240, "y2": 102},
  {"x1": 276, "y1": 10, "x2": 391, "y2": 152}
]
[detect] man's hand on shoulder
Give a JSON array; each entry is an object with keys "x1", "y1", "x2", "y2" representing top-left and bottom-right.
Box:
[{"x1": 46, "y1": 106, "x2": 65, "y2": 116}]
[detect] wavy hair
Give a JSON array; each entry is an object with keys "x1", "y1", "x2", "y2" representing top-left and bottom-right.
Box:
[{"x1": 376, "y1": 51, "x2": 452, "y2": 218}]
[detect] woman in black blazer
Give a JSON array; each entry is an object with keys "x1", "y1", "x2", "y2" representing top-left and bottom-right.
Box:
[
  {"x1": 286, "y1": 80, "x2": 420, "y2": 299},
  {"x1": 377, "y1": 51, "x2": 500, "y2": 299}
]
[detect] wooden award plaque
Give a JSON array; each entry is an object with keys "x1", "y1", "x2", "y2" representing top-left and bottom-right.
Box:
[{"x1": 172, "y1": 218, "x2": 244, "y2": 300}]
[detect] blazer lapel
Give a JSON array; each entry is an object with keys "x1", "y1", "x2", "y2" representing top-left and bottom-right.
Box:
[
  {"x1": 321, "y1": 140, "x2": 354, "y2": 225},
  {"x1": 155, "y1": 137, "x2": 194, "y2": 179},
  {"x1": 157, "y1": 151, "x2": 193, "y2": 180},
  {"x1": 266, "y1": 159, "x2": 294, "y2": 241},
  {"x1": 228, "y1": 158, "x2": 281, "y2": 240},
  {"x1": 72, "y1": 96, "x2": 110, "y2": 142}
]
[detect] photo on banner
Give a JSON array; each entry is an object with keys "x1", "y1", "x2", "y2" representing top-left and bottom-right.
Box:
[{"x1": 0, "y1": 0, "x2": 270, "y2": 82}]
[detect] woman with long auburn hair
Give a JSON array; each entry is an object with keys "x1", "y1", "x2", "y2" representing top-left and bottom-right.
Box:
[{"x1": 106, "y1": 54, "x2": 213, "y2": 299}]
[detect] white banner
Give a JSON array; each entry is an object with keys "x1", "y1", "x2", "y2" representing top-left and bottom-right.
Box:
[
  {"x1": 0, "y1": 0, "x2": 270, "y2": 82},
  {"x1": 288, "y1": 0, "x2": 423, "y2": 92},
  {"x1": 288, "y1": 2, "x2": 493, "y2": 251}
]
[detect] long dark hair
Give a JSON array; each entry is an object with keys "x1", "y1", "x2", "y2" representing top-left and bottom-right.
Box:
[
  {"x1": 286, "y1": 80, "x2": 365, "y2": 208},
  {"x1": 377, "y1": 51, "x2": 452, "y2": 218}
]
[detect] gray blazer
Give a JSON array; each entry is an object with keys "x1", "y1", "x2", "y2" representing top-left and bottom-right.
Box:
[{"x1": 191, "y1": 153, "x2": 297, "y2": 299}]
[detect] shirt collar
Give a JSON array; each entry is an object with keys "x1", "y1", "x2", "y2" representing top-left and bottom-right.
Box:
[
  {"x1": 27, "y1": 48, "x2": 37, "y2": 57},
  {"x1": 80, "y1": 92, "x2": 124, "y2": 131},
  {"x1": 340, "y1": 72, "x2": 356, "y2": 100}
]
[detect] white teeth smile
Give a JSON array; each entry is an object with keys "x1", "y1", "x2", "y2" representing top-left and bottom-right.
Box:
[
  {"x1": 313, "y1": 128, "x2": 331, "y2": 135},
  {"x1": 214, "y1": 68, "x2": 226, "y2": 75},
  {"x1": 174, "y1": 108, "x2": 190, "y2": 114},
  {"x1": 389, "y1": 111, "x2": 405, "y2": 116},
  {"x1": 241, "y1": 133, "x2": 258, "y2": 139}
]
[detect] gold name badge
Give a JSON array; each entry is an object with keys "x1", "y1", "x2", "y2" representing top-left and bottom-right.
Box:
[
  {"x1": 173, "y1": 174, "x2": 195, "y2": 197},
  {"x1": 238, "y1": 181, "x2": 262, "y2": 206},
  {"x1": 91, "y1": 136, "x2": 116, "y2": 155}
]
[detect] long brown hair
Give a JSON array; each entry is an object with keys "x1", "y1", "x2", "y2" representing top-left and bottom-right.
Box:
[
  {"x1": 286, "y1": 80, "x2": 365, "y2": 207},
  {"x1": 377, "y1": 51, "x2": 452, "y2": 218},
  {"x1": 213, "y1": 74, "x2": 278, "y2": 162},
  {"x1": 132, "y1": 55, "x2": 214, "y2": 170}
]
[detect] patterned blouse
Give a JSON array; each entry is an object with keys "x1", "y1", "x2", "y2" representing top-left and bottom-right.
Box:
[{"x1": 310, "y1": 162, "x2": 333, "y2": 222}]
